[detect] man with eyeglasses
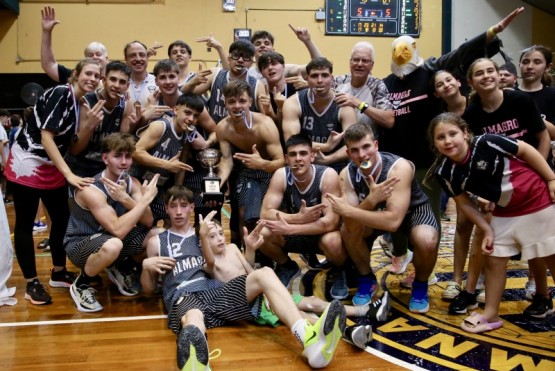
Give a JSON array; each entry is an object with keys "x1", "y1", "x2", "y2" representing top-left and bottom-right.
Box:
[
  {"x1": 334, "y1": 42, "x2": 394, "y2": 137},
  {"x1": 182, "y1": 40, "x2": 263, "y2": 124}
]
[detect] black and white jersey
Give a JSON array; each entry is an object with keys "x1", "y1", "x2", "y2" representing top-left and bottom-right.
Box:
[
  {"x1": 158, "y1": 230, "x2": 222, "y2": 310},
  {"x1": 281, "y1": 164, "x2": 328, "y2": 213},
  {"x1": 347, "y1": 151, "x2": 429, "y2": 210}
]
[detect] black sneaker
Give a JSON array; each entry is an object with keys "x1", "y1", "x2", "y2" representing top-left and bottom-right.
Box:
[
  {"x1": 343, "y1": 324, "x2": 372, "y2": 350},
  {"x1": 329, "y1": 269, "x2": 349, "y2": 300},
  {"x1": 177, "y1": 325, "x2": 210, "y2": 370},
  {"x1": 366, "y1": 291, "x2": 391, "y2": 322},
  {"x1": 448, "y1": 290, "x2": 478, "y2": 314},
  {"x1": 274, "y1": 261, "x2": 300, "y2": 289},
  {"x1": 523, "y1": 293, "x2": 554, "y2": 318},
  {"x1": 25, "y1": 279, "x2": 52, "y2": 305},
  {"x1": 49, "y1": 268, "x2": 77, "y2": 288},
  {"x1": 105, "y1": 266, "x2": 139, "y2": 296},
  {"x1": 300, "y1": 253, "x2": 329, "y2": 271}
]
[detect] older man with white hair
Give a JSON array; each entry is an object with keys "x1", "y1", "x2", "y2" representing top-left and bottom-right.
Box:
[
  {"x1": 334, "y1": 42, "x2": 394, "y2": 134},
  {"x1": 41, "y1": 6, "x2": 109, "y2": 82}
]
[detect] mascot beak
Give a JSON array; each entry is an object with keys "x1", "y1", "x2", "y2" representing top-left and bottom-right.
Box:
[{"x1": 392, "y1": 42, "x2": 414, "y2": 67}]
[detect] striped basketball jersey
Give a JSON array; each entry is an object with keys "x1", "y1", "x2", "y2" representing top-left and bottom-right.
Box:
[
  {"x1": 158, "y1": 229, "x2": 222, "y2": 309},
  {"x1": 347, "y1": 152, "x2": 429, "y2": 210},
  {"x1": 66, "y1": 90, "x2": 126, "y2": 177},
  {"x1": 281, "y1": 164, "x2": 328, "y2": 213},
  {"x1": 131, "y1": 116, "x2": 184, "y2": 187},
  {"x1": 207, "y1": 69, "x2": 258, "y2": 124}
]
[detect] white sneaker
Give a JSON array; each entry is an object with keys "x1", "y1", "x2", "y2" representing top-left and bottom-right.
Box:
[
  {"x1": 477, "y1": 289, "x2": 486, "y2": 304},
  {"x1": 389, "y1": 250, "x2": 413, "y2": 275},
  {"x1": 442, "y1": 281, "x2": 462, "y2": 301},
  {"x1": 302, "y1": 300, "x2": 346, "y2": 368},
  {"x1": 378, "y1": 236, "x2": 394, "y2": 258},
  {"x1": 525, "y1": 280, "x2": 536, "y2": 301},
  {"x1": 70, "y1": 283, "x2": 103, "y2": 312}
]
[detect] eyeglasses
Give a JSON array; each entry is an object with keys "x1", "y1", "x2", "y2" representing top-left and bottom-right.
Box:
[
  {"x1": 350, "y1": 58, "x2": 373, "y2": 65},
  {"x1": 230, "y1": 52, "x2": 253, "y2": 62}
]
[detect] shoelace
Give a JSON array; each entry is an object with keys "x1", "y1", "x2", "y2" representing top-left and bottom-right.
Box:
[
  {"x1": 209, "y1": 349, "x2": 222, "y2": 361},
  {"x1": 81, "y1": 287, "x2": 98, "y2": 304},
  {"x1": 123, "y1": 274, "x2": 137, "y2": 292}
]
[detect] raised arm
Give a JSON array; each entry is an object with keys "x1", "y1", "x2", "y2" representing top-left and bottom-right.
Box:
[
  {"x1": 40, "y1": 6, "x2": 62, "y2": 82},
  {"x1": 198, "y1": 211, "x2": 218, "y2": 274},
  {"x1": 284, "y1": 24, "x2": 322, "y2": 78},
  {"x1": 180, "y1": 66, "x2": 216, "y2": 95},
  {"x1": 196, "y1": 34, "x2": 229, "y2": 70}
]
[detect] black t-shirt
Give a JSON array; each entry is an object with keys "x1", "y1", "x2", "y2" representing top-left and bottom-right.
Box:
[
  {"x1": 516, "y1": 86, "x2": 555, "y2": 123},
  {"x1": 463, "y1": 89, "x2": 546, "y2": 149},
  {"x1": 57, "y1": 64, "x2": 72, "y2": 83}
]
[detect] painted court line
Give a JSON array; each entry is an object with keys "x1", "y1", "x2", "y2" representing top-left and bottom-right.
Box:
[
  {"x1": 0, "y1": 314, "x2": 167, "y2": 328},
  {"x1": 363, "y1": 344, "x2": 427, "y2": 371}
]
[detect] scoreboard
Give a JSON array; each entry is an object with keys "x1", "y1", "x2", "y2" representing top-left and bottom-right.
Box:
[{"x1": 325, "y1": 0, "x2": 420, "y2": 37}]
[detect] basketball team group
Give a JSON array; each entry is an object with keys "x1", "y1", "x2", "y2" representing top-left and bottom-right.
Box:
[{"x1": 1, "y1": 5, "x2": 554, "y2": 370}]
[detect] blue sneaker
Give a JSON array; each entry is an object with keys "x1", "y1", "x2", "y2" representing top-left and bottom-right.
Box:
[
  {"x1": 409, "y1": 279, "x2": 429, "y2": 313},
  {"x1": 352, "y1": 276, "x2": 378, "y2": 306}
]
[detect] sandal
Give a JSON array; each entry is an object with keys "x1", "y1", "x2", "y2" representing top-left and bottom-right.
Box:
[
  {"x1": 37, "y1": 238, "x2": 50, "y2": 252},
  {"x1": 460, "y1": 312, "x2": 503, "y2": 333}
]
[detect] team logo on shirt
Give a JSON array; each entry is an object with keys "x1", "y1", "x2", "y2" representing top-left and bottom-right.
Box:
[{"x1": 477, "y1": 160, "x2": 488, "y2": 170}]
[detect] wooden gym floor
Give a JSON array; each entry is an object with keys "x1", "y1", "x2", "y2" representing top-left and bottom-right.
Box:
[{"x1": 1, "y1": 201, "x2": 554, "y2": 370}]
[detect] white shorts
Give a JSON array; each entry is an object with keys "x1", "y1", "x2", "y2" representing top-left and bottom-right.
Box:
[{"x1": 490, "y1": 204, "x2": 555, "y2": 260}]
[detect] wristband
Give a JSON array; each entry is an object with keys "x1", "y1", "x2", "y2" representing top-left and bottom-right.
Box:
[
  {"x1": 358, "y1": 101, "x2": 366, "y2": 111},
  {"x1": 487, "y1": 26, "x2": 497, "y2": 37}
]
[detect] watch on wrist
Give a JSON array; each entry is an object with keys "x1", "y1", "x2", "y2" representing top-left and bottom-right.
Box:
[{"x1": 359, "y1": 102, "x2": 369, "y2": 113}]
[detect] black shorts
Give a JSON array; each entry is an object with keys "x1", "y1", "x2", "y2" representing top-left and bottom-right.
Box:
[
  {"x1": 284, "y1": 234, "x2": 320, "y2": 254},
  {"x1": 168, "y1": 274, "x2": 262, "y2": 334},
  {"x1": 65, "y1": 225, "x2": 149, "y2": 269},
  {"x1": 366, "y1": 202, "x2": 439, "y2": 250}
]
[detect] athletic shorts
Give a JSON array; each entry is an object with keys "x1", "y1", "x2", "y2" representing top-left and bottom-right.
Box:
[
  {"x1": 235, "y1": 168, "x2": 271, "y2": 223},
  {"x1": 168, "y1": 274, "x2": 261, "y2": 334},
  {"x1": 365, "y1": 202, "x2": 439, "y2": 249},
  {"x1": 65, "y1": 225, "x2": 149, "y2": 269},
  {"x1": 490, "y1": 204, "x2": 555, "y2": 260},
  {"x1": 284, "y1": 235, "x2": 320, "y2": 254}
]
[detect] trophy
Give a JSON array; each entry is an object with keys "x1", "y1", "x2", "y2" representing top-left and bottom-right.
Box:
[{"x1": 197, "y1": 148, "x2": 224, "y2": 205}]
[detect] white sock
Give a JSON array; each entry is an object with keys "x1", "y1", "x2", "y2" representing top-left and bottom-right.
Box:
[
  {"x1": 354, "y1": 305, "x2": 369, "y2": 317},
  {"x1": 291, "y1": 319, "x2": 307, "y2": 346}
]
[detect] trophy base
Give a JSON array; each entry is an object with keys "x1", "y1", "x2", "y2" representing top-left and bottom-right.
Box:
[{"x1": 195, "y1": 192, "x2": 225, "y2": 225}]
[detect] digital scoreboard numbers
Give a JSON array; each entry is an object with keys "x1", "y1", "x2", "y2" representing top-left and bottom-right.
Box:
[{"x1": 325, "y1": 0, "x2": 420, "y2": 37}]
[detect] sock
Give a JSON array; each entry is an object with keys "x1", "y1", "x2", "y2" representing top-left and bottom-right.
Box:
[
  {"x1": 76, "y1": 270, "x2": 93, "y2": 286},
  {"x1": 291, "y1": 319, "x2": 308, "y2": 346},
  {"x1": 353, "y1": 305, "x2": 369, "y2": 317}
]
